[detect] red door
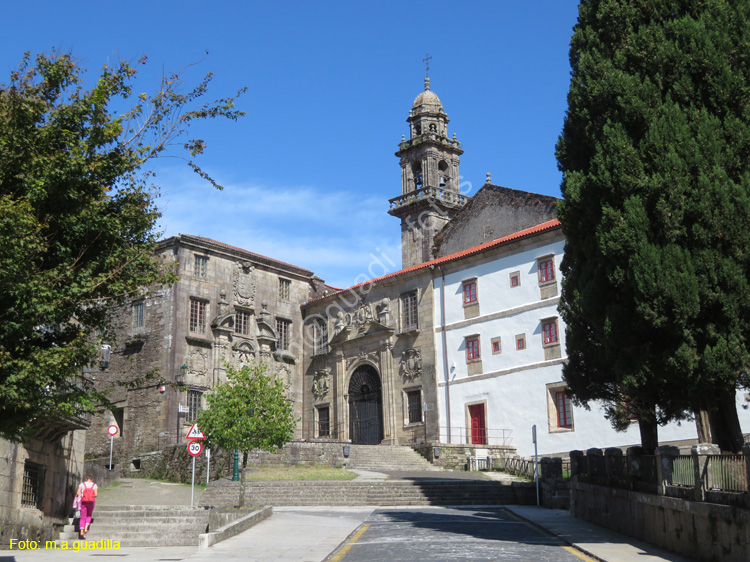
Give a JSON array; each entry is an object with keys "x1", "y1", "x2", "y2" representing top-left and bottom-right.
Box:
[{"x1": 469, "y1": 404, "x2": 486, "y2": 445}]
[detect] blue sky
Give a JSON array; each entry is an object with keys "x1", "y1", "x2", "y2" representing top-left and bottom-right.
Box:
[{"x1": 2, "y1": 1, "x2": 580, "y2": 289}]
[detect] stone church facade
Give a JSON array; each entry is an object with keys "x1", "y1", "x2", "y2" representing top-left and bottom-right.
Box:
[{"x1": 86, "y1": 235, "x2": 331, "y2": 461}]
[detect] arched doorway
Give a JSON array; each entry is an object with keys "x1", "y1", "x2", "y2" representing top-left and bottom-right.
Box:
[{"x1": 348, "y1": 365, "x2": 383, "y2": 445}]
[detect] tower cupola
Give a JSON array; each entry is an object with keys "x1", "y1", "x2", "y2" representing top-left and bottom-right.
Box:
[{"x1": 388, "y1": 63, "x2": 470, "y2": 268}]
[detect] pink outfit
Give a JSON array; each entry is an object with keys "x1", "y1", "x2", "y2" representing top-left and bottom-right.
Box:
[{"x1": 78, "y1": 481, "x2": 98, "y2": 531}]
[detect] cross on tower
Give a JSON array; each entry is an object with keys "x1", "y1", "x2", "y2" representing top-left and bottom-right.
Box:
[{"x1": 422, "y1": 53, "x2": 432, "y2": 77}]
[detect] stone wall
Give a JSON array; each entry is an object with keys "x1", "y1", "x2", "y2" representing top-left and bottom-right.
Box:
[
  {"x1": 414, "y1": 443, "x2": 515, "y2": 471},
  {"x1": 571, "y1": 480, "x2": 750, "y2": 562},
  {"x1": 111, "y1": 441, "x2": 348, "y2": 484},
  {"x1": 0, "y1": 430, "x2": 86, "y2": 548}
]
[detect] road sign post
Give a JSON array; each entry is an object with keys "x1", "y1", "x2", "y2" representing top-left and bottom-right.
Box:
[
  {"x1": 187, "y1": 439, "x2": 203, "y2": 506},
  {"x1": 206, "y1": 448, "x2": 211, "y2": 485},
  {"x1": 107, "y1": 425, "x2": 118, "y2": 471}
]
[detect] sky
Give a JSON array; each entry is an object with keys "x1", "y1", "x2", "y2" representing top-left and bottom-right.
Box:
[{"x1": 2, "y1": 1, "x2": 581, "y2": 290}]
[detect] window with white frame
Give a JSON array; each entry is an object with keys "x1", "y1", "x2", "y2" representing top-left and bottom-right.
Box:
[
  {"x1": 276, "y1": 318, "x2": 291, "y2": 350},
  {"x1": 194, "y1": 255, "x2": 208, "y2": 279},
  {"x1": 401, "y1": 291, "x2": 418, "y2": 331},
  {"x1": 189, "y1": 298, "x2": 207, "y2": 334}
]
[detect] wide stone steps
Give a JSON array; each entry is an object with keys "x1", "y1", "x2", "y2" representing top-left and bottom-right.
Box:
[
  {"x1": 80, "y1": 506, "x2": 209, "y2": 547},
  {"x1": 346, "y1": 445, "x2": 442, "y2": 471},
  {"x1": 201, "y1": 480, "x2": 518, "y2": 507}
]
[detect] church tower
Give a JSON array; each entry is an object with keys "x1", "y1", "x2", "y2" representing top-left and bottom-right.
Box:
[{"x1": 388, "y1": 71, "x2": 469, "y2": 268}]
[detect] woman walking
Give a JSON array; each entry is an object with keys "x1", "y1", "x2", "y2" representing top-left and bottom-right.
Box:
[{"x1": 76, "y1": 475, "x2": 98, "y2": 539}]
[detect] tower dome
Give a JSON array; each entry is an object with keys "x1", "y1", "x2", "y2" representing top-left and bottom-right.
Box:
[{"x1": 412, "y1": 77, "x2": 443, "y2": 113}]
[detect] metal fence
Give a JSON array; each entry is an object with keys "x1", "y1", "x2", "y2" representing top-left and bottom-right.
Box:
[
  {"x1": 438, "y1": 426, "x2": 514, "y2": 447},
  {"x1": 706, "y1": 454, "x2": 748, "y2": 492}
]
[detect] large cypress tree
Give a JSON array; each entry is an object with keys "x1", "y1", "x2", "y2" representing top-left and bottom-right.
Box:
[{"x1": 557, "y1": 0, "x2": 750, "y2": 452}]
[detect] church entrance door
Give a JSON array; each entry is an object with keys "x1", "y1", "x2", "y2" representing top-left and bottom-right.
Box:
[{"x1": 348, "y1": 365, "x2": 383, "y2": 445}]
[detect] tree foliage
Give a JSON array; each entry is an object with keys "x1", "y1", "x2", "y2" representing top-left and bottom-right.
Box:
[
  {"x1": 556, "y1": 0, "x2": 750, "y2": 452},
  {"x1": 197, "y1": 362, "x2": 295, "y2": 506},
  {"x1": 0, "y1": 51, "x2": 245, "y2": 440}
]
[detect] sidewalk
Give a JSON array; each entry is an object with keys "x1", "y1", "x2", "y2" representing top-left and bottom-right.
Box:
[{"x1": 505, "y1": 505, "x2": 691, "y2": 562}]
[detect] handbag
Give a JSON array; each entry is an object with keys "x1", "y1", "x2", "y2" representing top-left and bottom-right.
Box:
[{"x1": 73, "y1": 495, "x2": 81, "y2": 518}]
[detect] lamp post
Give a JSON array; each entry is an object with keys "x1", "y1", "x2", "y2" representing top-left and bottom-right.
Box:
[{"x1": 175, "y1": 364, "x2": 189, "y2": 444}]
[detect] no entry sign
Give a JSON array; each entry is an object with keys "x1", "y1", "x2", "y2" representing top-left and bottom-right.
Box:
[{"x1": 187, "y1": 440, "x2": 203, "y2": 457}]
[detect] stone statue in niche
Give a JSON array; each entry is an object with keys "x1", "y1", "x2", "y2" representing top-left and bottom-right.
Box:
[
  {"x1": 312, "y1": 371, "x2": 330, "y2": 401},
  {"x1": 400, "y1": 348, "x2": 422, "y2": 381},
  {"x1": 233, "y1": 261, "x2": 256, "y2": 307}
]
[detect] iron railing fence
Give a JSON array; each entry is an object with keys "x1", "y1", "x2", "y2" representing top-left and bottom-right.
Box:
[
  {"x1": 438, "y1": 426, "x2": 514, "y2": 447},
  {"x1": 706, "y1": 454, "x2": 748, "y2": 492},
  {"x1": 671, "y1": 455, "x2": 695, "y2": 487}
]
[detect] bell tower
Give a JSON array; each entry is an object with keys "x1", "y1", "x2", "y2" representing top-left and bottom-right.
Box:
[{"x1": 388, "y1": 67, "x2": 468, "y2": 268}]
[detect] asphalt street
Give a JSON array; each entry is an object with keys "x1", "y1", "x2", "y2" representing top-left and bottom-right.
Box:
[{"x1": 325, "y1": 507, "x2": 592, "y2": 562}]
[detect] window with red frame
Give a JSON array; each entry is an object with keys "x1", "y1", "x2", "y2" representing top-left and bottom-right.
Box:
[
  {"x1": 466, "y1": 338, "x2": 480, "y2": 360},
  {"x1": 555, "y1": 391, "x2": 573, "y2": 428},
  {"x1": 510, "y1": 273, "x2": 520, "y2": 287},
  {"x1": 542, "y1": 319, "x2": 559, "y2": 345},
  {"x1": 538, "y1": 258, "x2": 555, "y2": 283},
  {"x1": 463, "y1": 281, "x2": 477, "y2": 304}
]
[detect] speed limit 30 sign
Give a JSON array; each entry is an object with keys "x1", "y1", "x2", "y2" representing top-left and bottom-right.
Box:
[{"x1": 187, "y1": 440, "x2": 203, "y2": 457}]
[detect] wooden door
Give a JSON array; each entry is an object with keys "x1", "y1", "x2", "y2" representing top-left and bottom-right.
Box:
[{"x1": 469, "y1": 404, "x2": 486, "y2": 445}]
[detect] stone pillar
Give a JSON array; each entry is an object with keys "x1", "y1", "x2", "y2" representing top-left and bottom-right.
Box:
[
  {"x1": 655, "y1": 445, "x2": 680, "y2": 495},
  {"x1": 604, "y1": 448, "x2": 623, "y2": 486},
  {"x1": 539, "y1": 457, "x2": 563, "y2": 480},
  {"x1": 626, "y1": 446, "x2": 645, "y2": 486},
  {"x1": 586, "y1": 448, "x2": 603, "y2": 481},
  {"x1": 570, "y1": 450, "x2": 584, "y2": 479},
  {"x1": 692, "y1": 442, "x2": 720, "y2": 502},
  {"x1": 380, "y1": 340, "x2": 398, "y2": 445},
  {"x1": 335, "y1": 351, "x2": 347, "y2": 441}
]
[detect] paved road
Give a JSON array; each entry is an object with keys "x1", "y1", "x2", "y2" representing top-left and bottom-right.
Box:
[{"x1": 325, "y1": 507, "x2": 592, "y2": 562}]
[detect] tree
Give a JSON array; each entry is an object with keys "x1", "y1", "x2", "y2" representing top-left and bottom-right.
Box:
[
  {"x1": 556, "y1": 1, "x2": 750, "y2": 452},
  {"x1": 0, "y1": 51, "x2": 245, "y2": 441},
  {"x1": 197, "y1": 362, "x2": 295, "y2": 507}
]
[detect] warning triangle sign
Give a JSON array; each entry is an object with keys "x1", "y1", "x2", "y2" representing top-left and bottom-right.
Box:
[{"x1": 186, "y1": 423, "x2": 205, "y2": 440}]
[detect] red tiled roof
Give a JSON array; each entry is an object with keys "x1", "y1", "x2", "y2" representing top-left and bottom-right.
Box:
[{"x1": 309, "y1": 219, "x2": 562, "y2": 303}]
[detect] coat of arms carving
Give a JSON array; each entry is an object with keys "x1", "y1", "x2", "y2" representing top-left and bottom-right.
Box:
[
  {"x1": 400, "y1": 348, "x2": 422, "y2": 381},
  {"x1": 233, "y1": 262, "x2": 256, "y2": 307}
]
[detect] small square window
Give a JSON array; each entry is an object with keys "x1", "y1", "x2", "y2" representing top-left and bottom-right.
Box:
[
  {"x1": 510, "y1": 272, "x2": 520, "y2": 288},
  {"x1": 491, "y1": 338, "x2": 501, "y2": 354},
  {"x1": 194, "y1": 255, "x2": 208, "y2": 279},
  {"x1": 516, "y1": 334, "x2": 526, "y2": 351},
  {"x1": 466, "y1": 338, "x2": 480, "y2": 361},
  {"x1": 463, "y1": 281, "x2": 477, "y2": 304}
]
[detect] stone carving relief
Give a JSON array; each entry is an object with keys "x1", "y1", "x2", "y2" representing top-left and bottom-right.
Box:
[
  {"x1": 312, "y1": 370, "x2": 330, "y2": 401},
  {"x1": 233, "y1": 261, "x2": 256, "y2": 307},
  {"x1": 188, "y1": 348, "x2": 208, "y2": 377},
  {"x1": 352, "y1": 300, "x2": 374, "y2": 331},
  {"x1": 277, "y1": 363, "x2": 296, "y2": 400},
  {"x1": 345, "y1": 348, "x2": 380, "y2": 369},
  {"x1": 400, "y1": 348, "x2": 422, "y2": 381},
  {"x1": 232, "y1": 341, "x2": 256, "y2": 368}
]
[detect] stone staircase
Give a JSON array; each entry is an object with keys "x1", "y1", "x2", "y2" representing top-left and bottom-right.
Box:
[
  {"x1": 200, "y1": 479, "x2": 520, "y2": 507},
  {"x1": 63, "y1": 505, "x2": 210, "y2": 547},
  {"x1": 345, "y1": 444, "x2": 443, "y2": 471}
]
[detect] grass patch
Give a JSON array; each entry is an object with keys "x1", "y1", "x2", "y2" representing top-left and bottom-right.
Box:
[{"x1": 242, "y1": 465, "x2": 358, "y2": 481}]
